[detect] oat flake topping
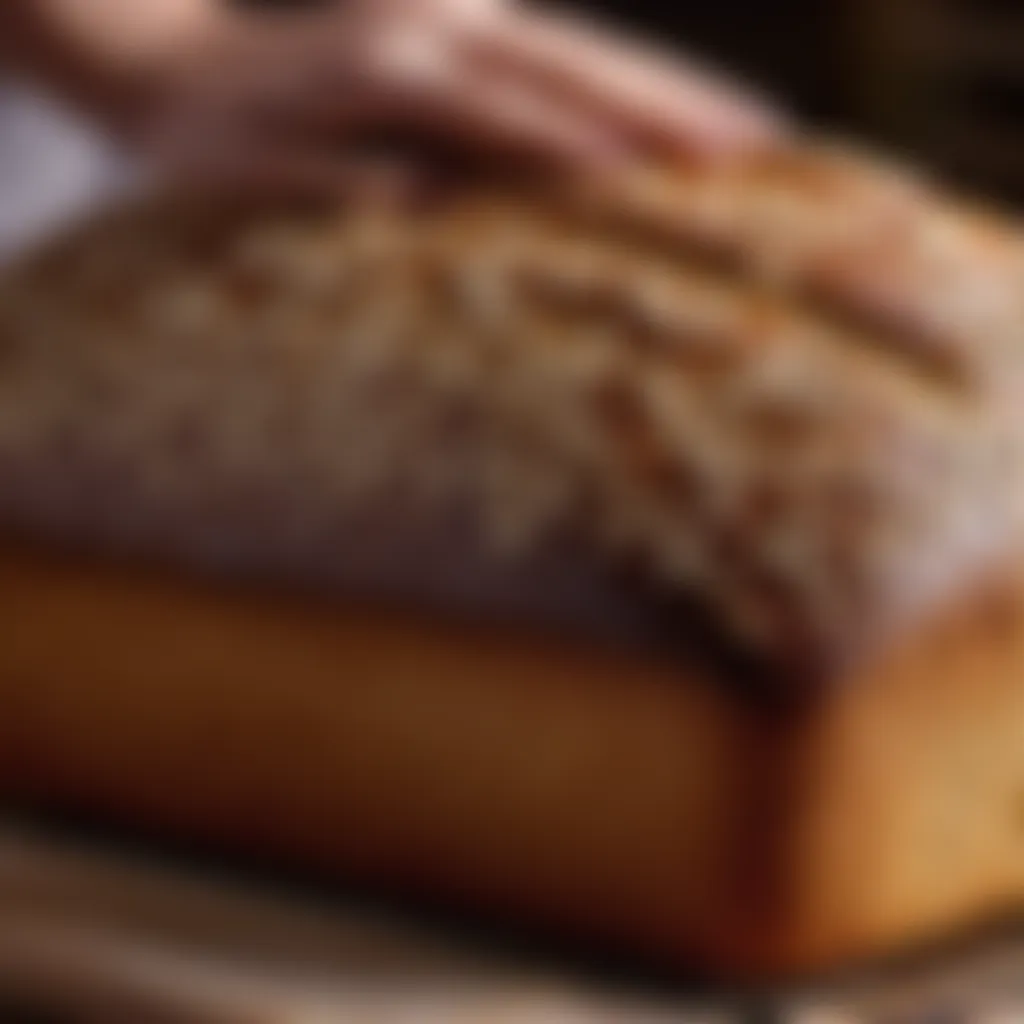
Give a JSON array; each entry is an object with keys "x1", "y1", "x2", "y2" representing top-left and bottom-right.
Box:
[{"x1": 2, "y1": 143, "x2": 1023, "y2": 676}]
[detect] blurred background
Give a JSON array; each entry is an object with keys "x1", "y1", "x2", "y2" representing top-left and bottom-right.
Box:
[{"x1": 598, "y1": 0, "x2": 1024, "y2": 204}]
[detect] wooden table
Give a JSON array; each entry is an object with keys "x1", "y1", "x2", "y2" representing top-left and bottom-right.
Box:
[{"x1": 3, "y1": 821, "x2": 1024, "y2": 1023}]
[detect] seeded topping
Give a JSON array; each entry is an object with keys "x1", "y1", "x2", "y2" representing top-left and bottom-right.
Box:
[
  {"x1": 1, "y1": 144, "x2": 1022, "y2": 679},
  {"x1": 575, "y1": 145, "x2": 1024, "y2": 387}
]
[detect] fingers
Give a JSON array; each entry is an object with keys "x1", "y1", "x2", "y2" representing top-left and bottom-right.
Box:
[
  {"x1": 147, "y1": 119, "x2": 428, "y2": 204},
  {"x1": 350, "y1": 6, "x2": 789, "y2": 170},
  {"x1": 292, "y1": 18, "x2": 626, "y2": 174},
  {"x1": 215, "y1": 152, "x2": 424, "y2": 204},
  {"x1": 369, "y1": 71, "x2": 628, "y2": 171},
  {"x1": 138, "y1": 1, "x2": 795, "y2": 201},
  {"x1": 471, "y1": 8, "x2": 789, "y2": 160}
]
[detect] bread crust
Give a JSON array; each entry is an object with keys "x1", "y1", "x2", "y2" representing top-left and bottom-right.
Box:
[
  {"x1": 2, "y1": 544, "x2": 1024, "y2": 979},
  {"x1": 2, "y1": 146, "x2": 1022, "y2": 680},
  {"x1": 2, "y1": 143, "x2": 1024, "y2": 978}
]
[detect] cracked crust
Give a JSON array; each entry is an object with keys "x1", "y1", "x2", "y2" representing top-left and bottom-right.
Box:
[{"x1": 1, "y1": 142, "x2": 1023, "y2": 683}]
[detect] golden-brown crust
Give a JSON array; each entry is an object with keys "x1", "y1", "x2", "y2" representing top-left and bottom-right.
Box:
[
  {"x1": 573, "y1": 144, "x2": 1024, "y2": 386},
  {"x1": 0, "y1": 544, "x2": 754, "y2": 972},
  {"x1": 2, "y1": 545, "x2": 1024, "y2": 980},
  {"x1": 1, "y1": 143, "x2": 1023, "y2": 680},
  {"x1": 3, "y1": 143, "x2": 1024, "y2": 981}
]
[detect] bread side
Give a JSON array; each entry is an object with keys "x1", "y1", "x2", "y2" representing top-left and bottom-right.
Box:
[
  {"x1": 780, "y1": 573, "x2": 1024, "y2": 971},
  {"x1": 0, "y1": 545, "x2": 761, "y2": 973},
  {"x1": 3, "y1": 545, "x2": 1024, "y2": 979},
  {"x1": 1, "y1": 144, "x2": 1022, "y2": 681}
]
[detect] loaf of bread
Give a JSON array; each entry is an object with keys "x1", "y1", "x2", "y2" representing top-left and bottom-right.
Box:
[{"x1": 1, "y1": 143, "x2": 1024, "y2": 979}]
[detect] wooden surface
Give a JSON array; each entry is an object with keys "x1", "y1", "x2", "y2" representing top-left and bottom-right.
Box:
[
  {"x1": 0, "y1": 824, "x2": 717, "y2": 1023},
  {"x1": 3, "y1": 824, "x2": 1024, "y2": 1023}
]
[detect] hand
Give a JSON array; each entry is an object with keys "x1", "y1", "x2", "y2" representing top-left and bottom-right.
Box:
[{"x1": 97, "y1": 0, "x2": 791, "y2": 196}]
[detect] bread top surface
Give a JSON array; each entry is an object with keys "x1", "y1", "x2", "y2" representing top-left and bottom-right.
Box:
[{"x1": 1, "y1": 142, "x2": 1023, "y2": 687}]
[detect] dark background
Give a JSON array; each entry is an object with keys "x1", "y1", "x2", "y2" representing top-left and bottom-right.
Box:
[
  {"x1": 587, "y1": 0, "x2": 1024, "y2": 203},
  {"x1": 591, "y1": 0, "x2": 842, "y2": 119}
]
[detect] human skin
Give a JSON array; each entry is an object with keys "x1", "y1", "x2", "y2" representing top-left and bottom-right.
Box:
[{"x1": 0, "y1": 0, "x2": 788, "y2": 195}]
